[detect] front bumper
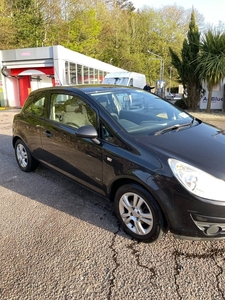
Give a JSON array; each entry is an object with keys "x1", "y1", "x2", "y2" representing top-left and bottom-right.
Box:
[
  {"x1": 191, "y1": 213, "x2": 225, "y2": 236},
  {"x1": 156, "y1": 184, "x2": 225, "y2": 240},
  {"x1": 172, "y1": 213, "x2": 225, "y2": 241}
]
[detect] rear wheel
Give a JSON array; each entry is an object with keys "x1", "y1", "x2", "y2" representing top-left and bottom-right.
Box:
[
  {"x1": 15, "y1": 139, "x2": 39, "y2": 172},
  {"x1": 114, "y1": 184, "x2": 166, "y2": 243}
]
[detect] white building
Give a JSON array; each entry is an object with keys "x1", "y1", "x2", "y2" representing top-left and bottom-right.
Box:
[{"x1": 0, "y1": 45, "x2": 126, "y2": 107}]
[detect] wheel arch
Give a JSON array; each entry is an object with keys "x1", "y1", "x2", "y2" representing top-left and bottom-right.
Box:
[
  {"x1": 13, "y1": 137, "x2": 39, "y2": 172},
  {"x1": 12, "y1": 135, "x2": 22, "y2": 148},
  {"x1": 109, "y1": 177, "x2": 169, "y2": 230}
]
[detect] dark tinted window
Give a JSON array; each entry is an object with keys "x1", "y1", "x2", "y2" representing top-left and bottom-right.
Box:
[{"x1": 24, "y1": 93, "x2": 47, "y2": 117}]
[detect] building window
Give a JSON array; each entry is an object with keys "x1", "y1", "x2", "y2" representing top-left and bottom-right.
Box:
[
  {"x1": 89, "y1": 68, "x2": 93, "y2": 84},
  {"x1": 64, "y1": 62, "x2": 111, "y2": 85},
  {"x1": 83, "y1": 66, "x2": 89, "y2": 84},
  {"x1": 77, "y1": 64, "x2": 83, "y2": 84},
  {"x1": 99, "y1": 70, "x2": 105, "y2": 83},
  {"x1": 70, "y1": 63, "x2": 77, "y2": 84},
  {"x1": 65, "y1": 61, "x2": 69, "y2": 85}
]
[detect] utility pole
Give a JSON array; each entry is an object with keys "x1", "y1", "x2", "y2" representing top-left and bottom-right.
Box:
[{"x1": 147, "y1": 50, "x2": 164, "y2": 81}]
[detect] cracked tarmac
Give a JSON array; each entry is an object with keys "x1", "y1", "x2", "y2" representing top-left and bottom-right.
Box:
[{"x1": 1, "y1": 109, "x2": 225, "y2": 300}]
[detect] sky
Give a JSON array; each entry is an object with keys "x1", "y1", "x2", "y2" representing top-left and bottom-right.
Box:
[{"x1": 131, "y1": 0, "x2": 225, "y2": 25}]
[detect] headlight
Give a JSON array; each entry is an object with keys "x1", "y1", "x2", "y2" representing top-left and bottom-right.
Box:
[{"x1": 168, "y1": 158, "x2": 225, "y2": 201}]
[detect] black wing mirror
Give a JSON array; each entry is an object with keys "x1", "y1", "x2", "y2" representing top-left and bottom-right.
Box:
[{"x1": 75, "y1": 125, "x2": 100, "y2": 144}]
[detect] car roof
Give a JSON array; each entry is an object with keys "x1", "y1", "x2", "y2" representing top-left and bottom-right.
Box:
[{"x1": 29, "y1": 84, "x2": 141, "y2": 95}]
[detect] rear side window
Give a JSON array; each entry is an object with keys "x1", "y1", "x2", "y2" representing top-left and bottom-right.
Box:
[{"x1": 24, "y1": 93, "x2": 47, "y2": 117}]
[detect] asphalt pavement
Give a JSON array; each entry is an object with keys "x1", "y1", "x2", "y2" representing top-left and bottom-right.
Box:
[{"x1": 1, "y1": 108, "x2": 225, "y2": 300}]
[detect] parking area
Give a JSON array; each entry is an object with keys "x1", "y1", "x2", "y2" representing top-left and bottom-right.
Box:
[{"x1": 1, "y1": 108, "x2": 225, "y2": 300}]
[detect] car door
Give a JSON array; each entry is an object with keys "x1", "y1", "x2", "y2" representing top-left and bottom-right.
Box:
[
  {"x1": 39, "y1": 92, "x2": 104, "y2": 194},
  {"x1": 19, "y1": 92, "x2": 49, "y2": 157}
]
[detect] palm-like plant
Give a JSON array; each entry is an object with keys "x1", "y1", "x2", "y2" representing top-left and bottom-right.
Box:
[
  {"x1": 170, "y1": 11, "x2": 202, "y2": 110},
  {"x1": 197, "y1": 30, "x2": 225, "y2": 112}
]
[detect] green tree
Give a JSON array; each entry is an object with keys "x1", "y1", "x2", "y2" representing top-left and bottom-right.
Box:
[
  {"x1": 9, "y1": 0, "x2": 44, "y2": 47},
  {"x1": 197, "y1": 29, "x2": 225, "y2": 112},
  {"x1": 169, "y1": 11, "x2": 202, "y2": 110},
  {"x1": 129, "y1": 5, "x2": 189, "y2": 87},
  {"x1": 94, "y1": 2, "x2": 133, "y2": 67},
  {"x1": 62, "y1": 9, "x2": 102, "y2": 55},
  {"x1": 0, "y1": 1, "x2": 15, "y2": 49}
]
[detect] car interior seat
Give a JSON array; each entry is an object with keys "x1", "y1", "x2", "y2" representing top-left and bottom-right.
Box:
[
  {"x1": 97, "y1": 95, "x2": 119, "y2": 121},
  {"x1": 63, "y1": 98, "x2": 91, "y2": 127},
  {"x1": 97, "y1": 96, "x2": 114, "y2": 112}
]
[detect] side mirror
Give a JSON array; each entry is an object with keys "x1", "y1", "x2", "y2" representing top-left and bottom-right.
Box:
[{"x1": 75, "y1": 125, "x2": 100, "y2": 144}]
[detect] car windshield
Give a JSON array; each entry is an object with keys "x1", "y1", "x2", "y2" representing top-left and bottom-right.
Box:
[
  {"x1": 102, "y1": 77, "x2": 129, "y2": 86},
  {"x1": 89, "y1": 88, "x2": 194, "y2": 136}
]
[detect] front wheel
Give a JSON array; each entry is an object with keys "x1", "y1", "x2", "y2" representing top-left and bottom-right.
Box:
[
  {"x1": 114, "y1": 184, "x2": 166, "y2": 243},
  {"x1": 15, "y1": 139, "x2": 39, "y2": 172}
]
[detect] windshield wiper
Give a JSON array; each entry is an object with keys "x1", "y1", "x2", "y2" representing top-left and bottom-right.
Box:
[{"x1": 154, "y1": 120, "x2": 194, "y2": 136}]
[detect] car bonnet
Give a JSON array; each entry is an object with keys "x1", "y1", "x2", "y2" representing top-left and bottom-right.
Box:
[{"x1": 135, "y1": 122, "x2": 225, "y2": 179}]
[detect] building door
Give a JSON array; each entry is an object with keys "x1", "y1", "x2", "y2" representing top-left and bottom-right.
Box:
[{"x1": 18, "y1": 76, "x2": 31, "y2": 106}]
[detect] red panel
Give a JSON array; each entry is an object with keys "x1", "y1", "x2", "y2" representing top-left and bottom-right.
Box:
[
  {"x1": 19, "y1": 76, "x2": 31, "y2": 106},
  {"x1": 11, "y1": 67, "x2": 54, "y2": 76}
]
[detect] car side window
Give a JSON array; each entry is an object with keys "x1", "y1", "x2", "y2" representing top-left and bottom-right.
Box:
[
  {"x1": 24, "y1": 94, "x2": 47, "y2": 117},
  {"x1": 100, "y1": 120, "x2": 119, "y2": 145},
  {"x1": 50, "y1": 93, "x2": 97, "y2": 129}
]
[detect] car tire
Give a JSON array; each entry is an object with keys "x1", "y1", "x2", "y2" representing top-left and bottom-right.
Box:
[
  {"x1": 15, "y1": 139, "x2": 39, "y2": 172},
  {"x1": 114, "y1": 184, "x2": 166, "y2": 243}
]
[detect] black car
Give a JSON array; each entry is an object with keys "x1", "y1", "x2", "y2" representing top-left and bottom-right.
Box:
[{"x1": 12, "y1": 85, "x2": 225, "y2": 243}]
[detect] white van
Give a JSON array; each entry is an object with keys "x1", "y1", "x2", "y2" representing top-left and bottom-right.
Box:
[{"x1": 102, "y1": 72, "x2": 146, "y2": 89}]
